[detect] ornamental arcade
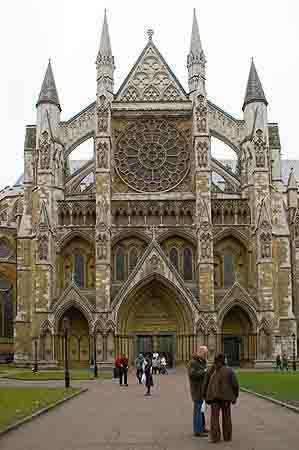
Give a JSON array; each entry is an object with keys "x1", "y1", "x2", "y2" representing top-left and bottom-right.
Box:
[{"x1": 0, "y1": 10, "x2": 298, "y2": 367}]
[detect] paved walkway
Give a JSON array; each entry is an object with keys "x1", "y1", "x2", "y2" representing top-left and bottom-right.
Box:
[{"x1": 1, "y1": 370, "x2": 298, "y2": 450}]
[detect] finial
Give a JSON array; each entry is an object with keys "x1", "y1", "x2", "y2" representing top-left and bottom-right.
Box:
[{"x1": 147, "y1": 29, "x2": 154, "y2": 41}]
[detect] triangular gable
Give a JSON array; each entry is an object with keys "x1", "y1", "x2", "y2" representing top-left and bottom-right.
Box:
[
  {"x1": 255, "y1": 198, "x2": 271, "y2": 231},
  {"x1": 217, "y1": 281, "x2": 258, "y2": 315},
  {"x1": 116, "y1": 41, "x2": 188, "y2": 102},
  {"x1": 52, "y1": 282, "x2": 94, "y2": 324},
  {"x1": 111, "y1": 239, "x2": 198, "y2": 312},
  {"x1": 38, "y1": 200, "x2": 50, "y2": 229},
  {"x1": 197, "y1": 196, "x2": 212, "y2": 228}
]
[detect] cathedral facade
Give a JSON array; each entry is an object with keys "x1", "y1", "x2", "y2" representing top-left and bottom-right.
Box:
[{"x1": 0, "y1": 11, "x2": 298, "y2": 367}]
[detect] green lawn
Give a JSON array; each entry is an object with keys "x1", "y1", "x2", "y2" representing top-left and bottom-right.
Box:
[
  {"x1": 6, "y1": 370, "x2": 112, "y2": 381},
  {"x1": 237, "y1": 371, "x2": 299, "y2": 404},
  {"x1": 0, "y1": 387, "x2": 79, "y2": 432}
]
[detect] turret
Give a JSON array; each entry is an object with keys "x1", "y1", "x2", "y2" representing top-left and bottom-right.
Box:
[
  {"x1": 96, "y1": 9, "x2": 115, "y2": 95},
  {"x1": 187, "y1": 9, "x2": 206, "y2": 96},
  {"x1": 243, "y1": 59, "x2": 268, "y2": 133},
  {"x1": 36, "y1": 60, "x2": 61, "y2": 139},
  {"x1": 287, "y1": 168, "x2": 298, "y2": 209}
]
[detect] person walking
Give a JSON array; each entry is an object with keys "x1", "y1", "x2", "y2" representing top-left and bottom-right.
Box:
[
  {"x1": 282, "y1": 353, "x2": 289, "y2": 371},
  {"x1": 152, "y1": 353, "x2": 160, "y2": 375},
  {"x1": 160, "y1": 354, "x2": 167, "y2": 374},
  {"x1": 119, "y1": 354, "x2": 129, "y2": 387},
  {"x1": 187, "y1": 346, "x2": 209, "y2": 437},
  {"x1": 275, "y1": 354, "x2": 282, "y2": 370},
  {"x1": 205, "y1": 352, "x2": 239, "y2": 444},
  {"x1": 135, "y1": 353, "x2": 144, "y2": 384},
  {"x1": 144, "y1": 355, "x2": 153, "y2": 396}
]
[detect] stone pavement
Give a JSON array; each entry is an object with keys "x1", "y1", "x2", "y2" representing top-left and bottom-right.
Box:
[{"x1": 1, "y1": 369, "x2": 298, "y2": 450}]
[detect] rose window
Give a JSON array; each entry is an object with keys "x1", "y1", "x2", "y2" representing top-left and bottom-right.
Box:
[{"x1": 114, "y1": 120, "x2": 190, "y2": 192}]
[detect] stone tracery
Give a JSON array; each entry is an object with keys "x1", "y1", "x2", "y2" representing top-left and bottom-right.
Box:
[{"x1": 114, "y1": 120, "x2": 191, "y2": 192}]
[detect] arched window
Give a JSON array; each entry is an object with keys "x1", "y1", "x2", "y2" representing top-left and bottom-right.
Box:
[
  {"x1": 183, "y1": 248, "x2": 193, "y2": 281},
  {"x1": 129, "y1": 248, "x2": 138, "y2": 274},
  {"x1": 0, "y1": 240, "x2": 12, "y2": 259},
  {"x1": 0, "y1": 276, "x2": 13, "y2": 338},
  {"x1": 223, "y1": 253, "x2": 233, "y2": 287},
  {"x1": 170, "y1": 247, "x2": 179, "y2": 271},
  {"x1": 74, "y1": 254, "x2": 85, "y2": 287},
  {"x1": 116, "y1": 247, "x2": 125, "y2": 281}
]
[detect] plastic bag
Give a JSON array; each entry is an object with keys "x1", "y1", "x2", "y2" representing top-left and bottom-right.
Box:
[
  {"x1": 201, "y1": 400, "x2": 206, "y2": 413},
  {"x1": 141, "y1": 373, "x2": 146, "y2": 385}
]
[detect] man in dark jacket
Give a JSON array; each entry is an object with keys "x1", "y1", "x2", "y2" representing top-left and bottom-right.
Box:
[
  {"x1": 187, "y1": 346, "x2": 209, "y2": 437},
  {"x1": 205, "y1": 352, "x2": 239, "y2": 443}
]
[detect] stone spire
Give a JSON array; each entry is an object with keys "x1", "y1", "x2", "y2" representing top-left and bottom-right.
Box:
[
  {"x1": 187, "y1": 9, "x2": 206, "y2": 94},
  {"x1": 287, "y1": 168, "x2": 298, "y2": 209},
  {"x1": 242, "y1": 59, "x2": 268, "y2": 111},
  {"x1": 96, "y1": 9, "x2": 114, "y2": 94},
  {"x1": 36, "y1": 60, "x2": 61, "y2": 111}
]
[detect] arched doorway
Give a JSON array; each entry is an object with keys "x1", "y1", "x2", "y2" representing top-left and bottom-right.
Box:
[
  {"x1": 221, "y1": 306, "x2": 256, "y2": 366},
  {"x1": 116, "y1": 278, "x2": 193, "y2": 366},
  {"x1": 57, "y1": 307, "x2": 90, "y2": 367}
]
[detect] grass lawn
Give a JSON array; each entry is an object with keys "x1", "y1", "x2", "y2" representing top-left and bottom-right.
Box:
[
  {"x1": 6, "y1": 370, "x2": 112, "y2": 381},
  {"x1": 0, "y1": 387, "x2": 79, "y2": 432},
  {"x1": 237, "y1": 371, "x2": 299, "y2": 404}
]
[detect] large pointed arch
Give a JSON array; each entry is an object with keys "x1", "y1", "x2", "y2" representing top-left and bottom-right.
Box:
[
  {"x1": 214, "y1": 227, "x2": 251, "y2": 250},
  {"x1": 115, "y1": 272, "x2": 195, "y2": 334},
  {"x1": 57, "y1": 230, "x2": 94, "y2": 252}
]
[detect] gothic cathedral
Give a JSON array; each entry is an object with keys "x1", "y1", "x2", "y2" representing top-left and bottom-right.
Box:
[{"x1": 0, "y1": 11, "x2": 298, "y2": 367}]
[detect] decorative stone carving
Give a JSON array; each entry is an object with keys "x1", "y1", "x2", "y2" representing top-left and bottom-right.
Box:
[
  {"x1": 38, "y1": 131, "x2": 51, "y2": 170},
  {"x1": 38, "y1": 236, "x2": 49, "y2": 261},
  {"x1": 97, "y1": 197, "x2": 109, "y2": 227},
  {"x1": 200, "y1": 232, "x2": 211, "y2": 258},
  {"x1": 149, "y1": 254, "x2": 159, "y2": 270},
  {"x1": 97, "y1": 142, "x2": 108, "y2": 169},
  {"x1": 254, "y1": 129, "x2": 267, "y2": 168},
  {"x1": 195, "y1": 94, "x2": 208, "y2": 133},
  {"x1": 97, "y1": 99, "x2": 109, "y2": 133},
  {"x1": 196, "y1": 140, "x2": 208, "y2": 167},
  {"x1": 117, "y1": 45, "x2": 186, "y2": 102},
  {"x1": 96, "y1": 230, "x2": 109, "y2": 260},
  {"x1": 260, "y1": 232, "x2": 271, "y2": 259},
  {"x1": 114, "y1": 120, "x2": 191, "y2": 193}
]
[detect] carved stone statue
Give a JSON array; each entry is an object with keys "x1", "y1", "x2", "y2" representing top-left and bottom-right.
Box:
[
  {"x1": 96, "y1": 231, "x2": 108, "y2": 260},
  {"x1": 201, "y1": 233, "x2": 211, "y2": 259},
  {"x1": 96, "y1": 197, "x2": 108, "y2": 226}
]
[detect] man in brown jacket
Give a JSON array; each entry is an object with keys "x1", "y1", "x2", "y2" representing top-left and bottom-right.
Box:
[
  {"x1": 187, "y1": 346, "x2": 209, "y2": 437},
  {"x1": 205, "y1": 352, "x2": 239, "y2": 443}
]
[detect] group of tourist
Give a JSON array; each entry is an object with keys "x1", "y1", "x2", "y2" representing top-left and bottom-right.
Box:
[
  {"x1": 188, "y1": 346, "x2": 239, "y2": 444},
  {"x1": 275, "y1": 353, "x2": 289, "y2": 370},
  {"x1": 115, "y1": 352, "x2": 168, "y2": 396}
]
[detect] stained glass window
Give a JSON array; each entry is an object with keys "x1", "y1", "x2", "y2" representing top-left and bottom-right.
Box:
[
  {"x1": 223, "y1": 254, "x2": 233, "y2": 287},
  {"x1": 74, "y1": 254, "x2": 85, "y2": 288},
  {"x1": 183, "y1": 248, "x2": 193, "y2": 281},
  {"x1": 0, "y1": 240, "x2": 11, "y2": 259},
  {"x1": 116, "y1": 247, "x2": 125, "y2": 281},
  {"x1": 129, "y1": 248, "x2": 138, "y2": 274},
  {"x1": 170, "y1": 247, "x2": 179, "y2": 271}
]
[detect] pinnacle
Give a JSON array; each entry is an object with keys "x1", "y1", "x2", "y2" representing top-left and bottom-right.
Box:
[
  {"x1": 242, "y1": 59, "x2": 268, "y2": 111},
  {"x1": 37, "y1": 60, "x2": 61, "y2": 110},
  {"x1": 189, "y1": 8, "x2": 204, "y2": 57},
  {"x1": 287, "y1": 168, "x2": 297, "y2": 190},
  {"x1": 98, "y1": 9, "x2": 112, "y2": 57}
]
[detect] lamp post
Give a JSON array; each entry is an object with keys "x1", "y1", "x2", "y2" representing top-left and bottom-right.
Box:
[
  {"x1": 32, "y1": 336, "x2": 38, "y2": 373},
  {"x1": 291, "y1": 332, "x2": 296, "y2": 372},
  {"x1": 93, "y1": 332, "x2": 98, "y2": 378},
  {"x1": 63, "y1": 317, "x2": 71, "y2": 388}
]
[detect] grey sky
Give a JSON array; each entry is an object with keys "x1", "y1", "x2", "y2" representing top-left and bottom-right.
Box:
[{"x1": 1, "y1": 0, "x2": 298, "y2": 188}]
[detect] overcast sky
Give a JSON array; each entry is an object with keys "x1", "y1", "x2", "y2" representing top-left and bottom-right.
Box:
[{"x1": 0, "y1": 0, "x2": 298, "y2": 189}]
